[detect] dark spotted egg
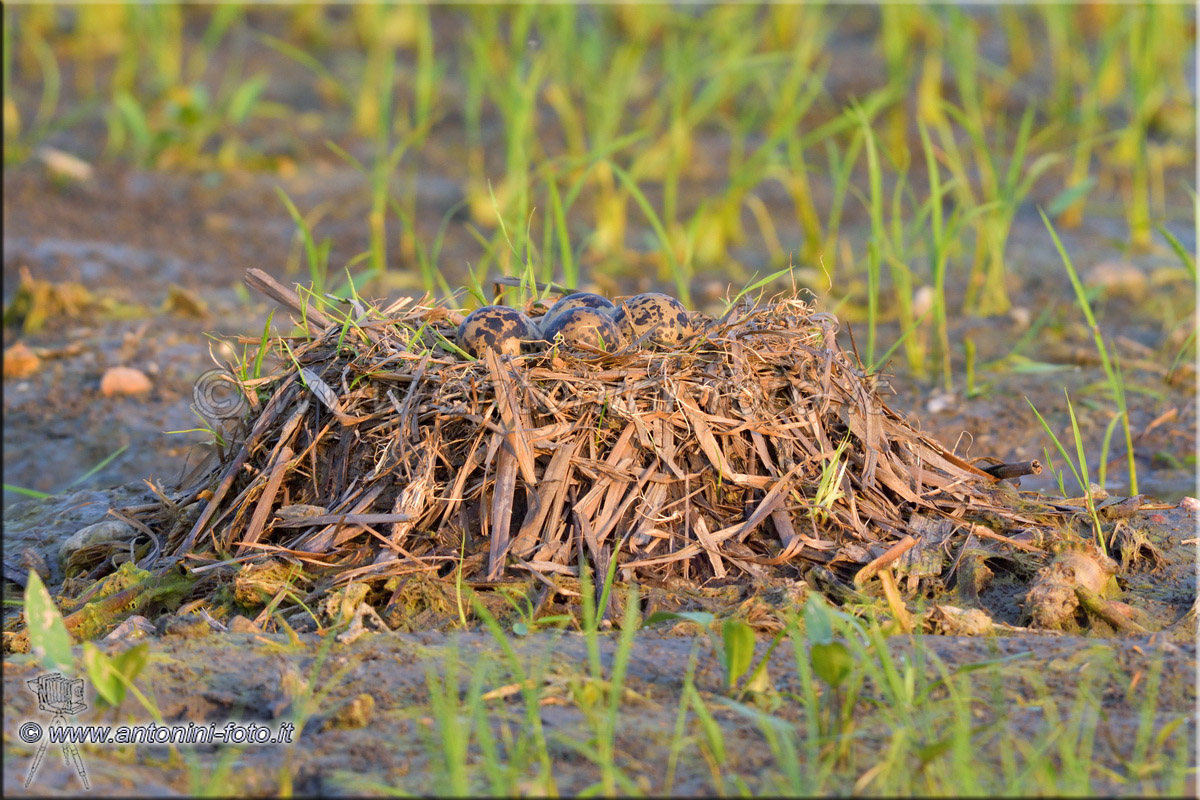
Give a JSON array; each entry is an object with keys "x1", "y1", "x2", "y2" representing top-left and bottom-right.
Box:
[
  {"x1": 456, "y1": 306, "x2": 541, "y2": 358},
  {"x1": 539, "y1": 292, "x2": 616, "y2": 334},
  {"x1": 611, "y1": 292, "x2": 694, "y2": 346},
  {"x1": 542, "y1": 307, "x2": 624, "y2": 352}
]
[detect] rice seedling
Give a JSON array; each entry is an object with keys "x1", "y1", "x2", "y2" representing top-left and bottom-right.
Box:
[
  {"x1": 5, "y1": 23, "x2": 60, "y2": 163},
  {"x1": 1157, "y1": 222, "x2": 1198, "y2": 382},
  {"x1": 606, "y1": 159, "x2": 693, "y2": 307},
  {"x1": 473, "y1": 596, "x2": 558, "y2": 794},
  {"x1": 422, "y1": 642, "x2": 479, "y2": 796},
  {"x1": 548, "y1": 552, "x2": 641, "y2": 796},
  {"x1": 852, "y1": 100, "x2": 886, "y2": 368},
  {"x1": 1027, "y1": 392, "x2": 1105, "y2": 548},
  {"x1": 3, "y1": 443, "x2": 130, "y2": 501},
  {"x1": 810, "y1": 437, "x2": 851, "y2": 524},
  {"x1": 1053, "y1": 21, "x2": 1125, "y2": 229},
  {"x1": 1040, "y1": 208, "x2": 1138, "y2": 495},
  {"x1": 274, "y1": 187, "x2": 334, "y2": 298},
  {"x1": 1117, "y1": 5, "x2": 1187, "y2": 251}
]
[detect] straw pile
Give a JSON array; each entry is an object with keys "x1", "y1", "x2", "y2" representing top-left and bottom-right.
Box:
[{"x1": 135, "y1": 268, "x2": 1055, "y2": 617}]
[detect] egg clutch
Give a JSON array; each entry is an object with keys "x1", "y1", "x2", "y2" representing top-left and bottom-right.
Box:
[{"x1": 455, "y1": 291, "x2": 697, "y2": 359}]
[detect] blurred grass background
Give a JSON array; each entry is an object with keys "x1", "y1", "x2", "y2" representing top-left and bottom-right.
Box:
[{"x1": 4, "y1": 3, "x2": 1195, "y2": 383}]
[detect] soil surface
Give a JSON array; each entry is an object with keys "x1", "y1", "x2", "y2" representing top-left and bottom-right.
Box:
[{"x1": 4, "y1": 625, "x2": 1195, "y2": 796}]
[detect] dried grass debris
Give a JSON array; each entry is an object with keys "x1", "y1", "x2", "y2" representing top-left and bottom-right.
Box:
[{"x1": 109, "y1": 270, "x2": 1076, "y2": 624}]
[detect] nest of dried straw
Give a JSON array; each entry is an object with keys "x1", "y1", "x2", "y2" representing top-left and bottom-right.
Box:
[{"x1": 141, "y1": 269, "x2": 1057, "y2": 612}]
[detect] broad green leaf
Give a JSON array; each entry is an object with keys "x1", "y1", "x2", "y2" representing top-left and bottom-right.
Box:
[
  {"x1": 1047, "y1": 177, "x2": 1096, "y2": 216},
  {"x1": 686, "y1": 683, "x2": 726, "y2": 764},
  {"x1": 113, "y1": 91, "x2": 152, "y2": 156},
  {"x1": 721, "y1": 619, "x2": 756, "y2": 691},
  {"x1": 24, "y1": 570, "x2": 74, "y2": 673},
  {"x1": 228, "y1": 74, "x2": 267, "y2": 125},
  {"x1": 811, "y1": 641, "x2": 852, "y2": 688},
  {"x1": 916, "y1": 723, "x2": 991, "y2": 766},
  {"x1": 803, "y1": 594, "x2": 833, "y2": 645},
  {"x1": 84, "y1": 643, "x2": 120, "y2": 706}
]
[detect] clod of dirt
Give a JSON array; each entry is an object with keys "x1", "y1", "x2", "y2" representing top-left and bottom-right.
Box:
[
  {"x1": 104, "y1": 614, "x2": 156, "y2": 642},
  {"x1": 925, "y1": 604, "x2": 995, "y2": 636},
  {"x1": 1110, "y1": 523, "x2": 1167, "y2": 570},
  {"x1": 160, "y1": 285, "x2": 209, "y2": 319},
  {"x1": 1084, "y1": 260, "x2": 1147, "y2": 301},
  {"x1": 17, "y1": 547, "x2": 49, "y2": 582},
  {"x1": 1074, "y1": 591, "x2": 1152, "y2": 634},
  {"x1": 323, "y1": 693, "x2": 376, "y2": 731},
  {"x1": 380, "y1": 573, "x2": 458, "y2": 631},
  {"x1": 156, "y1": 612, "x2": 215, "y2": 639},
  {"x1": 2, "y1": 341, "x2": 40, "y2": 379},
  {"x1": 59, "y1": 519, "x2": 136, "y2": 567},
  {"x1": 3, "y1": 630, "x2": 30, "y2": 654},
  {"x1": 227, "y1": 615, "x2": 262, "y2": 634},
  {"x1": 1026, "y1": 548, "x2": 1118, "y2": 630},
  {"x1": 954, "y1": 548, "x2": 996, "y2": 605},
  {"x1": 100, "y1": 366, "x2": 153, "y2": 396},
  {"x1": 3, "y1": 266, "x2": 96, "y2": 333},
  {"x1": 324, "y1": 582, "x2": 371, "y2": 626}
]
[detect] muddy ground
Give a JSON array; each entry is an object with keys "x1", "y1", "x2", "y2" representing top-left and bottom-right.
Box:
[{"x1": 4, "y1": 621, "x2": 1196, "y2": 795}]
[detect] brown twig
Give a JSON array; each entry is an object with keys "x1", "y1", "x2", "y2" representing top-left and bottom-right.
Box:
[
  {"x1": 982, "y1": 460, "x2": 1043, "y2": 481},
  {"x1": 854, "y1": 536, "x2": 917, "y2": 586}
]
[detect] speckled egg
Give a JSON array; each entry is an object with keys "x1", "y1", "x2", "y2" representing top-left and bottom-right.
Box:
[
  {"x1": 542, "y1": 307, "x2": 624, "y2": 352},
  {"x1": 539, "y1": 292, "x2": 616, "y2": 333},
  {"x1": 611, "y1": 292, "x2": 693, "y2": 346},
  {"x1": 456, "y1": 306, "x2": 541, "y2": 358}
]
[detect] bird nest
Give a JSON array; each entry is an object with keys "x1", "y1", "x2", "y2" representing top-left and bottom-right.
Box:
[{"x1": 102, "y1": 267, "x2": 1064, "y2": 631}]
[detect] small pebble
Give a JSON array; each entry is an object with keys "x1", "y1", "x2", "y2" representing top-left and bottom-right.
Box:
[
  {"x1": 105, "y1": 615, "x2": 156, "y2": 642},
  {"x1": 59, "y1": 520, "x2": 136, "y2": 565},
  {"x1": 925, "y1": 391, "x2": 956, "y2": 414},
  {"x1": 227, "y1": 615, "x2": 262, "y2": 635},
  {"x1": 18, "y1": 548, "x2": 50, "y2": 581},
  {"x1": 3, "y1": 342, "x2": 41, "y2": 380},
  {"x1": 912, "y1": 286, "x2": 935, "y2": 319},
  {"x1": 100, "y1": 366, "x2": 153, "y2": 396},
  {"x1": 1177, "y1": 497, "x2": 1199, "y2": 513},
  {"x1": 36, "y1": 146, "x2": 94, "y2": 182}
]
